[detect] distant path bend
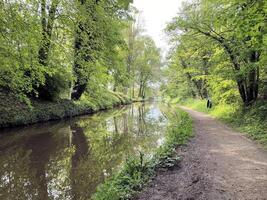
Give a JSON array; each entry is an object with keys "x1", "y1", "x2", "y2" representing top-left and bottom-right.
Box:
[{"x1": 137, "y1": 106, "x2": 267, "y2": 200}]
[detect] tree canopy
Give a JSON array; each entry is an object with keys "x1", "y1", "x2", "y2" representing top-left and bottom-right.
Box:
[
  {"x1": 163, "y1": 0, "x2": 267, "y2": 106},
  {"x1": 0, "y1": 0, "x2": 161, "y2": 102}
]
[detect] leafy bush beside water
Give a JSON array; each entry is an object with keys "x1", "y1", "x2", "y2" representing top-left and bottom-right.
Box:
[{"x1": 92, "y1": 107, "x2": 193, "y2": 200}]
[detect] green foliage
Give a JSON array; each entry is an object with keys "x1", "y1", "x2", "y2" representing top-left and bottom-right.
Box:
[
  {"x1": 0, "y1": 0, "x2": 160, "y2": 104},
  {"x1": 0, "y1": 0, "x2": 133, "y2": 101},
  {"x1": 0, "y1": 1, "x2": 45, "y2": 96},
  {"x1": 92, "y1": 107, "x2": 193, "y2": 200},
  {"x1": 134, "y1": 36, "x2": 161, "y2": 98},
  {"x1": 163, "y1": 0, "x2": 267, "y2": 150},
  {"x1": 123, "y1": 17, "x2": 162, "y2": 99},
  {"x1": 71, "y1": 0, "x2": 132, "y2": 99},
  {"x1": 164, "y1": 0, "x2": 267, "y2": 105},
  {"x1": 0, "y1": 89, "x2": 131, "y2": 128}
]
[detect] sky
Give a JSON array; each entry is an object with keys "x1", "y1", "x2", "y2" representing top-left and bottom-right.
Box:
[{"x1": 132, "y1": 0, "x2": 184, "y2": 55}]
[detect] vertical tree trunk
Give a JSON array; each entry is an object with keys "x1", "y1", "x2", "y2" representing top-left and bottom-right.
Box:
[
  {"x1": 195, "y1": 29, "x2": 260, "y2": 105},
  {"x1": 38, "y1": 0, "x2": 58, "y2": 65},
  {"x1": 141, "y1": 84, "x2": 145, "y2": 99},
  {"x1": 132, "y1": 80, "x2": 135, "y2": 99},
  {"x1": 37, "y1": 0, "x2": 59, "y2": 100},
  {"x1": 202, "y1": 55, "x2": 209, "y2": 99},
  {"x1": 138, "y1": 80, "x2": 143, "y2": 98},
  {"x1": 71, "y1": 0, "x2": 87, "y2": 100},
  {"x1": 180, "y1": 59, "x2": 205, "y2": 99},
  {"x1": 71, "y1": 0, "x2": 101, "y2": 100},
  {"x1": 71, "y1": 24, "x2": 87, "y2": 100}
]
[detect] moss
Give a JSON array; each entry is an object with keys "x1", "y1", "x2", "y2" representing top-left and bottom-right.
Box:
[
  {"x1": 0, "y1": 90, "x2": 131, "y2": 128},
  {"x1": 91, "y1": 107, "x2": 193, "y2": 200}
]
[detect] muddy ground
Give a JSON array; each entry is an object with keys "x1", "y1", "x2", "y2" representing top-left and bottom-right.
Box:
[{"x1": 136, "y1": 107, "x2": 267, "y2": 200}]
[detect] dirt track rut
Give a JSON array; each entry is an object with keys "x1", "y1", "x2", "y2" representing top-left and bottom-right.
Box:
[{"x1": 136, "y1": 106, "x2": 267, "y2": 200}]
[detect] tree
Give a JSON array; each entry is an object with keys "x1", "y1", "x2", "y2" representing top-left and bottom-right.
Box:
[
  {"x1": 0, "y1": 1, "x2": 46, "y2": 97},
  {"x1": 0, "y1": 0, "x2": 162, "y2": 104},
  {"x1": 135, "y1": 36, "x2": 161, "y2": 99},
  {"x1": 166, "y1": 0, "x2": 267, "y2": 105},
  {"x1": 71, "y1": 0, "x2": 132, "y2": 100}
]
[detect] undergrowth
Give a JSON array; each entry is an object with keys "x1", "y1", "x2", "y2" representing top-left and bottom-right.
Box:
[
  {"x1": 0, "y1": 89, "x2": 131, "y2": 128},
  {"x1": 91, "y1": 107, "x2": 193, "y2": 200}
]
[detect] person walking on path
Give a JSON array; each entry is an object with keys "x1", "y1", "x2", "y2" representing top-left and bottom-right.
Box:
[{"x1": 207, "y1": 98, "x2": 212, "y2": 109}]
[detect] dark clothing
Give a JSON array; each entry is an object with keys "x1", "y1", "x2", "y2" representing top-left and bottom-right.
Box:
[{"x1": 207, "y1": 99, "x2": 212, "y2": 109}]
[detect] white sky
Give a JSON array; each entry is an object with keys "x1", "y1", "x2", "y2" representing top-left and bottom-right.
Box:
[{"x1": 132, "y1": 0, "x2": 184, "y2": 55}]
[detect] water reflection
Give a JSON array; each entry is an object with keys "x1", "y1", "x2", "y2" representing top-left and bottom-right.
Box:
[{"x1": 0, "y1": 103, "x2": 168, "y2": 200}]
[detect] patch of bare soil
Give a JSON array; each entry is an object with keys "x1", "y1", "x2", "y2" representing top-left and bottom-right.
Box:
[{"x1": 136, "y1": 107, "x2": 267, "y2": 200}]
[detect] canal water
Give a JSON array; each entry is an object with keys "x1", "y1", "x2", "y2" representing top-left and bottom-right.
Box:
[{"x1": 0, "y1": 102, "x2": 170, "y2": 200}]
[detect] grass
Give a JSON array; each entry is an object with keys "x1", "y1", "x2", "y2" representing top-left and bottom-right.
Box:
[
  {"x1": 178, "y1": 98, "x2": 267, "y2": 147},
  {"x1": 0, "y1": 89, "x2": 131, "y2": 128},
  {"x1": 91, "y1": 107, "x2": 193, "y2": 200}
]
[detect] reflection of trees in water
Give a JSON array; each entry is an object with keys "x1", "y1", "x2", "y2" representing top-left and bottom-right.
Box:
[
  {"x1": 114, "y1": 116, "x2": 119, "y2": 134},
  {"x1": 138, "y1": 103, "x2": 147, "y2": 135},
  {"x1": 69, "y1": 120, "x2": 132, "y2": 199},
  {"x1": 27, "y1": 132, "x2": 55, "y2": 199},
  {"x1": 0, "y1": 147, "x2": 35, "y2": 200},
  {"x1": 70, "y1": 124, "x2": 105, "y2": 200},
  {"x1": 123, "y1": 112, "x2": 128, "y2": 133},
  {"x1": 129, "y1": 103, "x2": 166, "y2": 138},
  {"x1": 0, "y1": 103, "x2": 168, "y2": 200},
  {"x1": 27, "y1": 127, "x2": 73, "y2": 200},
  {"x1": 0, "y1": 124, "x2": 73, "y2": 200}
]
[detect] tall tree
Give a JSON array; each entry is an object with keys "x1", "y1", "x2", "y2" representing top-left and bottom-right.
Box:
[
  {"x1": 71, "y1": 0, "x2": 132, "y2": 100},
  {"x1": 166, "y1": 0, "x2": 267, "y2": 105}
]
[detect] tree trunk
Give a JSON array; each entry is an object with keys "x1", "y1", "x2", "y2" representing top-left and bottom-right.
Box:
[
  {"x1": 71, "y1": 0, "x2": 85, "y2": 100},
  {"x1": 138, "y1": 81, "x2": 143, "y2": 98},
  {"x1": 180, "y1": 59, "x2": 205, "y2": 99},
  {"x1": 71, "y1": 83, "x2": 87, "y2": 100},
  {"x1": 141, "y1": 84, "x2": 145, "y2": 99},
  {"x1": 36, "y1": 0, "x2": 59, "y2": 100},
  {"x1": 71, "y1": 0, "x2": 100, "y2": 100},
  {"x1": 38, "y1": 0, "x2": 58, "y2": 65},
  {"x1": 132, "y1": 81, "x2": 135, "y2": 99},
  {"x1": 195, "y1": 29, "x2": 259, "y2": 105},
  {"x1": 71, "y1": 18, "x2": 88, "y2": 100},
  {"x1": 243, "y1": 51, "x2": 260, "y2": 105}
]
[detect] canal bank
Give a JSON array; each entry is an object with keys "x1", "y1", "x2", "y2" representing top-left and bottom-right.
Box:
[
  {"x1": 92, "y1": 105, "x2": 193, "y2": 200},
  {"x1": 0, "y1": 90, "x2": 131, "y2": 128},
  {"x1": 0, "y1": 103, "x2": 193, "y2": 200}
]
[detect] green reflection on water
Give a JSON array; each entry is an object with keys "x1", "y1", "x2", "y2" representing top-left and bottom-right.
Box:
[{"x1": 0, "y1": 103, "x2": 168, "y2": 200}]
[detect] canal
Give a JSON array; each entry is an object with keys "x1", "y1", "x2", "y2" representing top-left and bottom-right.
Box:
[{"x1": 0, "y1": 102, "x2": 170, "y2": 199}]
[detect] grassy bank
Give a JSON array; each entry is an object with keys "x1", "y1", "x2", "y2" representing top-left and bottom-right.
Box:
[
  {"x1": 178, "y1": 98, "x2": 267, "y2": 147},
  {"x1": 91, "y1": 107, "x2": 193, "y2": 200},
  {"x1": 0, "y1": 90, "x2": 131, "y2": 128}
]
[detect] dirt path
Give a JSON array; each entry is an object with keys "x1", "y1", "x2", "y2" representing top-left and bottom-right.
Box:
[{"x1": 137, "y1": 106, "x2": 267, "y2": 200}]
